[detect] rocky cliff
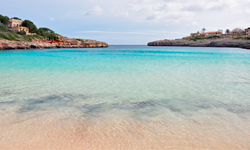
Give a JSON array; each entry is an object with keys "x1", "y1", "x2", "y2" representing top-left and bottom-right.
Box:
[
  {"x1": 0, "y1": 36, "x2": 108, "y2": 50},
  {"x1": 148, "y1": 39, "x2": 250, "y2": 49}
]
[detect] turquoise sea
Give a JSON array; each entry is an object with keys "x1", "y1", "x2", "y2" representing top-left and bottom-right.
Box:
[{"x1": 0, "y1": 46, "x2": 250, "y2": 149}]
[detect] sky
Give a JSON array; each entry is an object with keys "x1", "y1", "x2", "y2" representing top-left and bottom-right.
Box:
[{"x1": 1, "y1": 0, "x2": 250, "y2": 45}]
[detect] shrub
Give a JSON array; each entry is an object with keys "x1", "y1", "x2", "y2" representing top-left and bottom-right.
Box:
[
  {"x1": 32, "y1": 34, "x2": 43, "y2": 39},
  {"x1": 0, "y1": 32, "x2": 18, "y2": 41},
  {"x1": 23, "y1": 35, "x2": 33, "y2": 42},
  {"x1": 17, "y1": 30, "x2": 26, "y2": 35},
  {"x1": 195, "y1": 35, "x2": 200, "y2": 39},
  {"x1": 0, "y1": 32, "x2": 10, "y2": 40},
  {"x1": 0, "y1": 24, "x2": 9, "y2": 32},
  {"x1": 76, "y1": 38, "x2": 85, "y2": 42},
  {"x1": 7, "y1": 33, "x2": 18, "y2": 41},
  {"x1": 212, "y1": 35, "x2": 220, "y2": 38}
]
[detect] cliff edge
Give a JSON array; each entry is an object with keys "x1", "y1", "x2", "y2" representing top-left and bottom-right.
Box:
[{"x1": 0, "y1": 36, "x2": 108, "y2": 50}]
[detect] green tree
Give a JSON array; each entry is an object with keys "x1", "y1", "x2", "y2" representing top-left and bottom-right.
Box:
[
  {"x1": 47, "y1": 33, "x2": 58, "y2": 40},
  {"x1": 0, "y1": 14, "x2": 10, "y2": 25},
  {"x1": 21, "y1": 20, "x2": 37, "y2": 33},
  {"x1": 37, "y1": 27, "x2": 58, "y2": 40},
  {"x1": 12, "y1": 17, "x2": 21, "y2": 20},
  {"x1": 202, "y1": 28, "x2": 206, "y2": 33},
  {"x1": 36, "y1": 27, "x2": 55, "y2": 36},
  {"x1": 39, "y1": 27, "x2": 54, "y2": 33},
  {"x1": 225, "y1": 29, "x2": 230, "y2": 34}
]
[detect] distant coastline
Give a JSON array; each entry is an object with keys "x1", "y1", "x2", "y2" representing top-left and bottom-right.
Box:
[
  {"x1": 147, "y1": 39, "x2": 250, "y2": 50},
  {"x1": 148, "y1": 28, "x2": 250, "y2": 50}
]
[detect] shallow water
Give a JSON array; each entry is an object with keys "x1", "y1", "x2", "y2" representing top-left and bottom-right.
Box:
[{"x1": 0, "y1": 46, "x2": 250, "y2": 149}]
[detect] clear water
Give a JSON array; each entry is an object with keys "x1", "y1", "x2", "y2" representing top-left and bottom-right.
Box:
[{"x1": 0, "y1": 46, "x2": 250, "y2": 149}]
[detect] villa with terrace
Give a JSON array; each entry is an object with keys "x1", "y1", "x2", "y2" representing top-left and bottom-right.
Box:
[{"x1": 8, "y1": 18, "x2": 36, "y2": 36}]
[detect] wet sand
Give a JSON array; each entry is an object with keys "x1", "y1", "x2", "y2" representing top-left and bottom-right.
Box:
[{"x1": 1, "y1": 110, "x2": 249, "y2": 150}]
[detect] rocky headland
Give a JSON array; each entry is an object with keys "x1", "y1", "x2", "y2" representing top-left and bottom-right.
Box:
[
  {"x1": 0, "y1": 14, "x2": 108, "y2": 50},
  {"x1": 0, "y1": 36, "x2": 108, "y2": 50},
  {"x1": 148, "y1": 39, "x2": 250, "y2": 50}
]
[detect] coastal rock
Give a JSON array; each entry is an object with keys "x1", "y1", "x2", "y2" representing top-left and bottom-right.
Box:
[
  {"x1": 0, "y1": 36, "x2": 108, "y2": 50},
  {"x1": 148, "y1": 39, "x2": 250, "y2": 50},
  {"x1": 190, "y1": 40, "x2": 210, "y2": 47}
]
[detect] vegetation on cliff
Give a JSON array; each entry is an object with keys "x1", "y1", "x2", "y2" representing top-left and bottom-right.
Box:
[
  {"x1": 0, "y1": 15, "x2": 9, "y2": 25},
  {"x1": 0, "y1": 24, "x2": 31, "y2": 41},
  {"x1": 184, "y1": 33, "x2": 250, "y2": 41},
  {"x1": 36, "y1": 28, "x2": 58, "y2": 40},
  {"x1": 0, "y1": 14, "x2": 59, "y2": 41}
]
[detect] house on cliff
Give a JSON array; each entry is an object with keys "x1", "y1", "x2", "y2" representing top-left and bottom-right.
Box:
[
  {"x1": 245, "y1": 28, "x2": 250, "y2": 36},
  {"x1": 190, "y1": 32, "x2": 200, "y2": 37},
  {"x1": 231, "y1": 28, "x2": 245, "y2": 35},
  {"x1": 8, "y1": 18, "x2": 22, "y2": 29},
  {"x1": 12, "y1": 26, "x2": 29, "y2": 33},
  {"x1": 205, "y1": 31, "x2": 222, "y2": 37},
  {"x1": 8, "y1": 18, "x2": 36, "y2": 35}
]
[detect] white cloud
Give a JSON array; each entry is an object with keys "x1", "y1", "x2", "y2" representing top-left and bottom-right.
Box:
[
  {"x1": 82, "y1": 6, "x2": 103, "y2": 16},
  {"x1": 119, "y1": 12, "x2": 129, "y2": 18},
  {"x1": 116, "y1": 0, "x2": 249, "y2": 26},
  {"x1": 49, "y1": 17, "x2": 55, "y2": 21},
  {"x1": 39, "y1": 0, "x2": 250, "y2": 27}
]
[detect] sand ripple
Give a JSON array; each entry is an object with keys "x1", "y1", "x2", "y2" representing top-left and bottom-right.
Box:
[{"x1": 0, "y1": 110, "x2": 250, "y2": 150}]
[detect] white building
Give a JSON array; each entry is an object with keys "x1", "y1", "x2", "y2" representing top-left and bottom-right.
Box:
[{"x1": 205, "y1": 31, "x2": 222, "y2": 37}]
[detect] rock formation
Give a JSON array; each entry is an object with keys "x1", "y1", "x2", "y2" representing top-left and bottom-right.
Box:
[
  {"x1": 0, "y1": 36, "x2": 108, "y2": 50},
  {"x1": 148, "y1": 39, "x2": 250, "y2": 50}
]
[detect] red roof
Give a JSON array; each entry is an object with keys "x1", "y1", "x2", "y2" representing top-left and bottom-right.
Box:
[{"x1": 206, "y1": 31, "x2": 222, "y2": 34}]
